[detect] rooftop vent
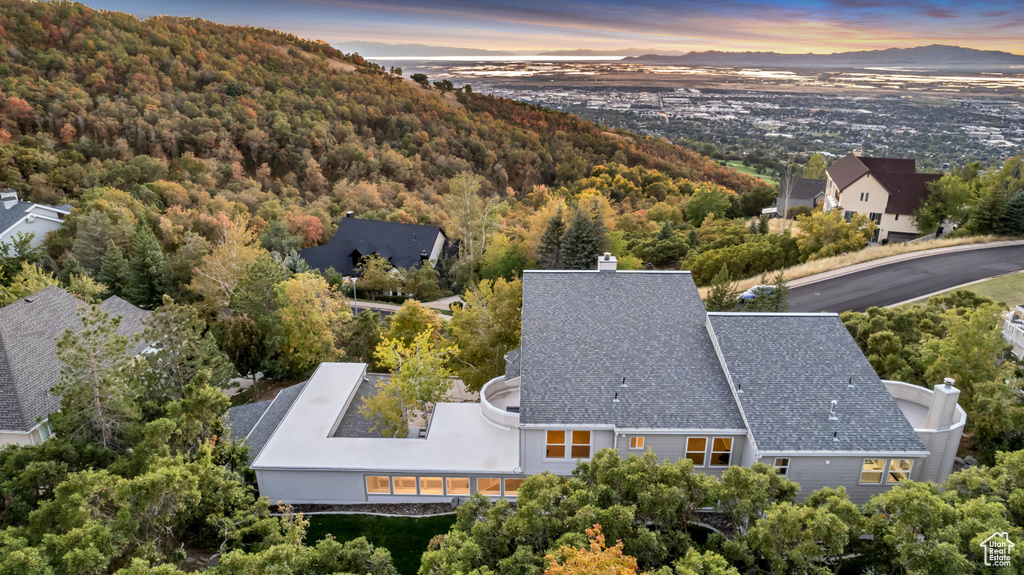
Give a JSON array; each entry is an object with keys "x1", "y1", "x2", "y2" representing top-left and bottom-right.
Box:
[
  {"x1": 828, "y1": 400, "x2": 838, "y2": 421},
  {"x1": 612, "y1": 391, "x2": 620, "y2": 403},
  {"x1": 620, "y1": 377, "x2": 627, "y2": 388},
  {"x1": 597, "y1": 252, "x2": 617, "y2": 272},
  {"x1": 847, "y1": 377, "x2": 855, "y2": 388},
  {"x1": 833, "y1": 431, "x2": 840, "y2": 442},
  {"x1": 944, "y1": 377, "x2": 955, "y2": 390}
]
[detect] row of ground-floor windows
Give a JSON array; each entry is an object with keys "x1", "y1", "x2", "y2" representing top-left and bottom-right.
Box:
[
  {"x1": 861, "y1": 459, "x2": 912, "y2": 484},
  {"x1": 366, "y1": 475, "x2": 524, "y2": 497}
]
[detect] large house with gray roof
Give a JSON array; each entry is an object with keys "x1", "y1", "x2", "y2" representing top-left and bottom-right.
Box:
[
  {"x1": 0, "y1": 286, "x2": 149, "y2": 446},
  {"x1": 242, "y1": 254, "x2": 964, "y2": 505}
]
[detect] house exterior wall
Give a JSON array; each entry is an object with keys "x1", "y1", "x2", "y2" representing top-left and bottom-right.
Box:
[
  {"x1": 521, "y1": 428, "x2": 615, "y2": 475},
  {"x1": 428, "y1": 232, "x2": 445, "y2": 264},
  {"x1": 836, "y1": 175, "x2": 920, "y2": 242},
  {"x1": 614, "y1": 432, "x2": 747, "y2": 477},
  {"x1": 0, "y1": 423, "x2": 47, "y2": 447},
  {"x1": 1, "y1": 216, "x2": 62, "y2": 248},
  {"x1": 256, "y1": 469, "x2": 526, "y2": 505},
  {"x1": 769, "y1": 455, "x2": 923, "y2": 504}
]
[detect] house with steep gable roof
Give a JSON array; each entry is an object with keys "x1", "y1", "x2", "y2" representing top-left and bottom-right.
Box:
[
  {"x1": 239, "y1": 254, "x2": 965, "y2": 506},
  {"x1": 299, "y1": 213, "x2": 447, "y2": 277},
  {"x1": 0, "y1": 286, "x2": 149, "y2": 446},
  {"x1": 824, "y1": 153, "x2": 942, "y2": 243}
]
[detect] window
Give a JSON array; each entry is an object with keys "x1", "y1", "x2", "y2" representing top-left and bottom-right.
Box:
[
  {"x1": 419, "y1": 477, "x2": 444, "y2": 495},
  {"x1": 546, "y1": 430, "x2": 566, "y2": 458},
  {"x1": 710, "y1": 437, "x2": 733, "y2": 467},
  {"x1": 477, "y1": 478, "x2": 501, "y2": 496},
  {"x1": 393, "y1": 476, "x2": 417, "y2": 494},
  {"x1": 629, "y1": 436, "x2": 645, "y2": 450},
  {"x1": 888, "y1": 460, "x2": 912, "y2": 483},
  {"x1": 843, "y1": 211, "x2": 854, "y2": 222},
  {"x1": 446, "y1": 477, "x2": 470, "y2": 496},
  {"x1": 773, "y1": 458, "x2": 790, "y2": 476},
  {"x1": 868, "y1": 212, "x2": 882, "y2": 223},
  {"x1": 38, "y1": 421, "x2": 53, "y2": 442},
  {"x1": 860, "y1": 192, "x2": 869, "y2": 202},
  {"x1": 504, "y1": 478, "x2": 525, "y2": 496},
  {"x1": 894, "y1": 214, "x2": 900, "y2": 221},
  {"x1": 685, "y1": 437, "x2": 707, "y2": 466},
  {"x1": 860, "y1": 459, "x2": 884, "y2": 483},
  {"x1": 571, "y1": 431, "x2": 592, "y2": 459},
  {"x1": 366, "y1": 476, "x2": 391, "y2": 494}
]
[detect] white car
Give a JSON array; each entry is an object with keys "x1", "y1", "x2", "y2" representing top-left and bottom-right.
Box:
[{"x1": 739, "y1": 285, "x2": 774, "y2": 302}]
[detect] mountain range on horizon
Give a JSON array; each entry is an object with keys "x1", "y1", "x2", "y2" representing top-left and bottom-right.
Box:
[
  {"x1": 625, "y1": 44, "x2": 1024, "y2": 69},
  {"x1": 335, "y1": 42, "x2": 1024, "y2": 70}
]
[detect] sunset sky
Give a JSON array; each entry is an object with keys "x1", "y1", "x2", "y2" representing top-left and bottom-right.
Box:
[{"x1": 84, "y1": 0, "x2": 1024, "y2": 54}]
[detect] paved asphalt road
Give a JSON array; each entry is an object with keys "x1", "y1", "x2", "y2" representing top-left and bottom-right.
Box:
[{"x1": 789, "y1": 244, "x2": 1024, "y2": 313}]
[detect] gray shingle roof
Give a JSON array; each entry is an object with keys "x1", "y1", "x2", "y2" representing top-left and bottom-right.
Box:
[
  {"x1": 707, "y1": 313, "x2": 927, "y2": 454},
  {"x1": 224, "y1": 382, "x2": 307, "y2": 463},
  {"x1": 519, "y1": 271, "x2": 745, "y2": 430},
  {"x1": 0, "y1": 287, "x2": 148, "y2": 432},
  {"x1": 0, "y1": 199, "x2": 37, "y2": 238}
]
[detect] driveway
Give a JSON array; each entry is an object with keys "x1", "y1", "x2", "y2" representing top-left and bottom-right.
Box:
[{"x1": 789, "y1": 244, "x2": 1024, "y2": 312}]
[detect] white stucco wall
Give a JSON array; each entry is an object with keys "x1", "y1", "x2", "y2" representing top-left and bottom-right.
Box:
[{"x1": 1, "y1": 215, "x2": 63, "y2": 248}]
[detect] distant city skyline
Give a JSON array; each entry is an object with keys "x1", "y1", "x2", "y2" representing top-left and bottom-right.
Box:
[{"x1": 83, "y1": 0, "x2": 1024, "y2": 55}]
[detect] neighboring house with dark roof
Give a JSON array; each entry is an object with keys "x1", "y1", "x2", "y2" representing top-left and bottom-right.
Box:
[
  {"x1": 763, "y1": 178, "x2": 826, "y2": 217},
  {"x1": 824, "y1": 153, "x2": 942, "y2": 243},
  {"x1": 0, "y1": 189, "x2": 71, "y2": 249},
  {"x1": 299, "y1": 213, "x2": 447, "y2": 276},
  {"x1": 0, "y1": 287, "x2": 149, "y2": 446},
  {"x1": 241, "y1": 254, "x2": 964, "y2": 505}
]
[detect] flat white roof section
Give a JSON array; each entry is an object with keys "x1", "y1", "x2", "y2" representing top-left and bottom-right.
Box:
[{"x1": 252, "y1": 362, "x2": 520, "y2": 474}]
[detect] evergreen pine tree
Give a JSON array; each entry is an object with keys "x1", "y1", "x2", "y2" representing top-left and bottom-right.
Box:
[
  {"x1": 59, "y1": 254, "x2": 87, "y2": 285},
  {"x1": 539, "y1": 206, "x2": 565, "y2": 269},
  {"x1": 687, "y1": 228, "x2": 699, "y2": 248},
  {"x1": 561, "y1": 209, "x2": 602, "y2": 270},
  {"x1": 704, "y1": 264, "x2": 740, "y2": 311},
  {"x1": 970, "y1": 192, "x2": 1007, "y2": 235},
  {"x1": 1001, "y1": 189, "x2": 1024, "y2": 235},
  {"x1": 125, "y1": 224, "x2": 168, "y2": 308},
  {"x1": 758, "y1": 216, "x2": 770, "y2": 235},
  {"x1": 98, "y1": 242, "x2": 131, "y2": 298}
]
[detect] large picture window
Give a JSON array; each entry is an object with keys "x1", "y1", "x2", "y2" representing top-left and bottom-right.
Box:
[
  {"x1": 685, "y1": 437, "x2": 707, "y2": 466},
  {"x1": 860, "y1": 459, "x2": 884, "y2": 483},
  {"x1": 546, "y1": 430, "x2": 566, "y2": 458},
  {"x1": 446, "y1": 477, "x2": 470, "y2": 496},
  {"x1": 887, "y1": 460, "x2": 912, "y2": 483},
  {"x1": 477, "y1": 478, "x2": 501, "y2": 496},
  {"x1": 393, "y1": 476, "x2": 417, "y2": 494},
  {"x1": 504, "y1": 478, "x2": 525, "y2": 496},
  {"x1": 571, "y1": 431, "x2": 592, "y2": 459},
  {"x1": 419, "y1": 477, "x2": 444, "y2": 495},
  {"x1": 710, "y1": 437, "x2": 733, "y2": 467},
  {"x1": 366, "y1": 476, "x2": 390, "y2": 494}
]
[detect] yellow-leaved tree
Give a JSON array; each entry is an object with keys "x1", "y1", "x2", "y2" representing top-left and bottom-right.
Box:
[
  {"x1": 189, "y1": 218, "x2": 262, "y2": 317},
  {"x1": 272, "y1": 272, "x2": 350, "y2": 377},
  {"x1": 359, "y1": 330, "x2": 457, "y2": 438}
]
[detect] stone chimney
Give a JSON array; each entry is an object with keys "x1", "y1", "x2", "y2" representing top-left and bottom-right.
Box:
[
  {"x1": 597, "y1": 252, "x2": 617, "y2": 272},
  {"x1": 0, "y1": 189, "x2": 18, "y2": 210},
  {"x1": 925, "y1": 377, "x2": 961, "y2": 430}
]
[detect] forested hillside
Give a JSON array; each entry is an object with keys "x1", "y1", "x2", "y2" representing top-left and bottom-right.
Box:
[{"x1": 0, "y1": 0, "x2": 769, "y2": 268}]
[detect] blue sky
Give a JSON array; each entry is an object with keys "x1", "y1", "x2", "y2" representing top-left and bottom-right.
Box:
[{"x1": 83, "y1": 0, "x2": 1024, "y2": 53}]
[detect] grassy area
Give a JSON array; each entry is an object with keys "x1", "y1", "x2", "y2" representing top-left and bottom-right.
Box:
[
  {"x1": 725, "y1": 161, "x2": 779, "y2": 185},
  {"x1": 304, "y1": 513, "x2": 456, "y2": 575},
  {"x1": 697, "y1": 235, "x2": 1010, "y2": 297},
  {"x1": 909, "y1": 271, "x2": 1024, "y2": 307}
]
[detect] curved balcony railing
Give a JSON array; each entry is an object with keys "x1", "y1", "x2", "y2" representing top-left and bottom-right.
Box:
[{"x1": 480, "y1": 375, "x2": 521, "y2": 429}]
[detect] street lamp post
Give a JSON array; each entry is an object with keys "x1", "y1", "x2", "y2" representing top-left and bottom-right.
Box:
[{"x1": 351, "y1": 277, "x2": 359, "y2": 316}]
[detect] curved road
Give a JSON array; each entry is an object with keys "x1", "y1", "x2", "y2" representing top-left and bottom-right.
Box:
[{"x1": 789, "y1": 244, "x2": 1024, "y2": 313}]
